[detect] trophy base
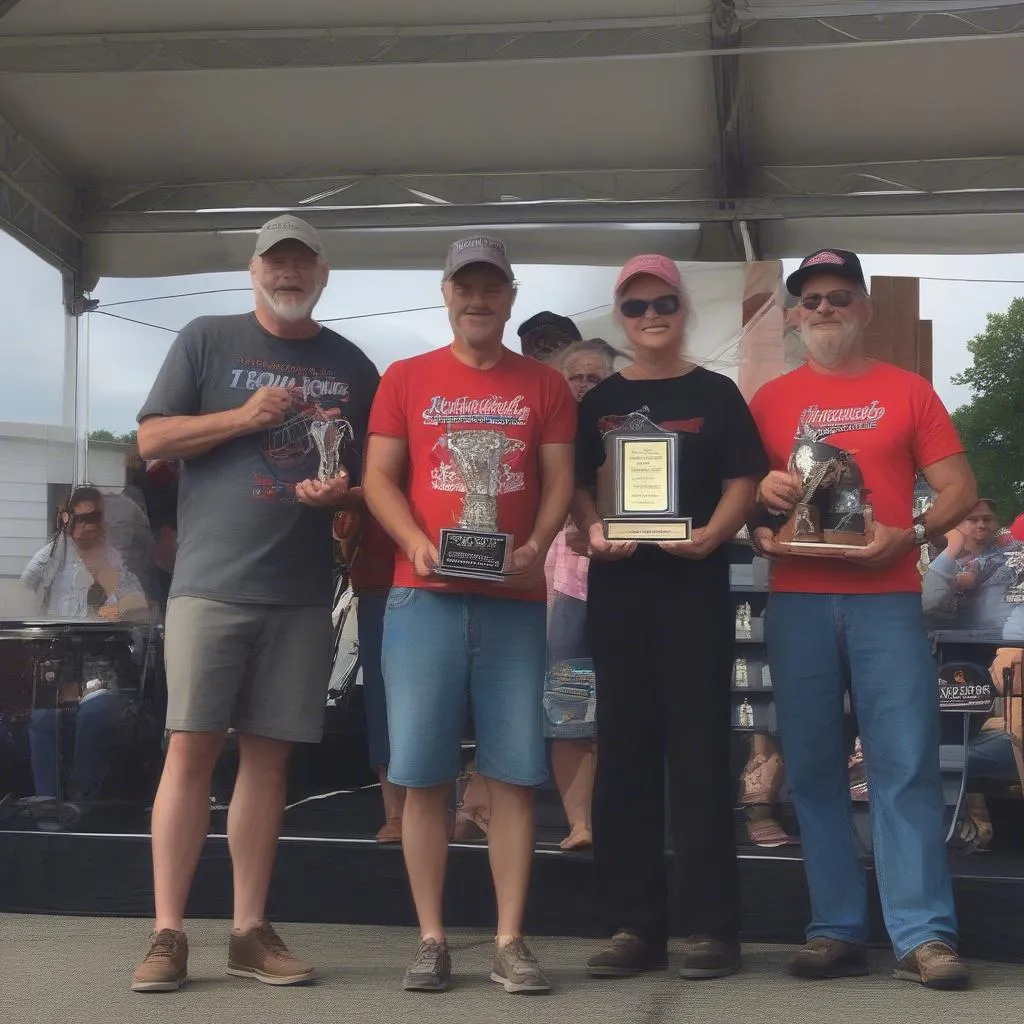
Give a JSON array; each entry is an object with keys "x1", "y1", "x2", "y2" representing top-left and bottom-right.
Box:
[
  {"x1": 603, "y1": 517, "x2": 692, "y2": 543},
  {"x1": 780, "y1": 531, "x2": 872, "y2": 558},
  {"x1": 436, "y1": 528, "x2": 512, "y2": 582}
]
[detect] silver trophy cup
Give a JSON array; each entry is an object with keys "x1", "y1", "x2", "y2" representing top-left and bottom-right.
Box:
[
  {"x1": 443, "y1": 429, "x2": 509, "y2": 531},
  {"x1": 436, "y1": 429, "x2": 516, "y2": 580}
]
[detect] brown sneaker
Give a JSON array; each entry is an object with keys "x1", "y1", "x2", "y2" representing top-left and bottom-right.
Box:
[
  {"x1": 788, "y1": 937, "x2": 869, "y2": 979},
  {"x1": 227, "y1": 921, "x2": 314, "y2": 986},
  {"x1": 586, "y1": 930, "x2": 668, "y2": 977},
  {"x1": 894, "y1": 941, "x2": 970, "y2": 990},
  {"x1": 677, "y1": 935, "x2": 741, "y2": 979},
  {"x1": 491, "y1": 937, "x2": 551, "y2": 993},
  {"x1": 402, "y1": 937, "x2": 452, "y2": 991},
  {"x1": 131, "y1": 928, "x2": 188, "y2": 992}
]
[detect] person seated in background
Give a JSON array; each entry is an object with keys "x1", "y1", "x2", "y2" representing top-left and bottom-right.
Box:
[
  {"x1": 20, "y1": 486, "x2": 148, "y2": 620},
  {"x1": 954, "y1": 647, "x2": 1024, "y2": 851},
  {"x1": 19, "y1": 487, "x2": 144, "y2": 803},
  {"x1": 922, "y1": 498, "x2": 1018, "y2": 631}
]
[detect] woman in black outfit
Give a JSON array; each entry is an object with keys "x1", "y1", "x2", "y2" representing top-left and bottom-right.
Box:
[{"x1": 574, "y1": 255, "x2": 768, "y2": 980}]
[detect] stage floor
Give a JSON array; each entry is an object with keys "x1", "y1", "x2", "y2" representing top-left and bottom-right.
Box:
[
  {"x1": 2, "y1": 786, "x2": 1024, "y2": 964},
  {"x1": 2, "y1": 915, "x2": 1020, "y2": 1024}
]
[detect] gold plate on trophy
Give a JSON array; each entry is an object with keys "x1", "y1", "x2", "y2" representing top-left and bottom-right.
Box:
[{"x1": 596, "y1": 422, "x2": 692, "y2": 543}]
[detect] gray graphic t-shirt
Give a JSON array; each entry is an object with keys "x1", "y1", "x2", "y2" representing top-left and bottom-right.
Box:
[{"x1": 137, "y1": 313, "x2": 379, "y2": 606}]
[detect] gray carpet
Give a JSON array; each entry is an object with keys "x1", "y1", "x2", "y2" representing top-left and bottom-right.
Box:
[{"x1": 0, "y1": 915, "x2": 1020, "y2": 1024}]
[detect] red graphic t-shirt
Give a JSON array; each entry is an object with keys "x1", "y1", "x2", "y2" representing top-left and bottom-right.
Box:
[
  {"x1": 748, "y1": 360, "x2": 964, "y2": 594},
  {"x1": 368, "y1": 345, "x2": 577, "y2": 601}
]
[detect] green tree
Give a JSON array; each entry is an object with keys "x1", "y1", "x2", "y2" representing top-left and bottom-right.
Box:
[
  {"x1": 88, "y1": 428, "x2": 138, "y2": 444},
  {"x1": 950, "y1": 296, "x2": 1024, "y2": 520}
]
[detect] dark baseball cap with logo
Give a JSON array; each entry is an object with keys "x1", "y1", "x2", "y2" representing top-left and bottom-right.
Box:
[
  {"x1": 786, "y1": 248, "x2": 867, "y2": 296},
  {"x1": 442, "y1": 235, "x2": 515, "y2": 283},
  {"x1": 517, "y1": 311, "x2": 582, "y2": 361}
]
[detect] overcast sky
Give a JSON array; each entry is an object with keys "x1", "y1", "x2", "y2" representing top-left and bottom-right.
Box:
[{"x1": 2, "y1": 230, "x2": 1023, "y2": 435}]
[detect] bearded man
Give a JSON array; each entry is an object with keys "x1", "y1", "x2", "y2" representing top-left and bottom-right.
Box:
[
  {"x1": 130, "y1": 216, "x2": 380, "y2": 993},
  {"x1": 748, "y1": 249, "x2": 977, "y2": 990}
]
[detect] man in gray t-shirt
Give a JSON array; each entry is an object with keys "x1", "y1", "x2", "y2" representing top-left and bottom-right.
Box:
[{"x1": 131, "y1": 215, "x2": 378, "y2": 995}]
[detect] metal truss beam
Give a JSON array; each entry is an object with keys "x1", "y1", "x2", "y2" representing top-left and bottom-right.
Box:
[
  {"x1": 78, "y1": 156, "x2": 1024, "y2": 218},
  {"x1": 0, "y1": 112, "x2": 81, "y2": 275},
  {"x1": 0, "y1": 6, "x2": 1022, "y2": 73},
  {"x1": 699, "y1": 0, "x2": 756, "y2": 261},
  {"x1": 81, "y1": 188, "x2": 1024, "y2": 238}
]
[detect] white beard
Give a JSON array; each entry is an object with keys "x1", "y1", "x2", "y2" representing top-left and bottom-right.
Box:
[
  {"x1": 799, "y1": 322, "x2": 859, "y2": 368},
  {"x1": 257, "y1": 281, "x2": 324, "y2": 323}
]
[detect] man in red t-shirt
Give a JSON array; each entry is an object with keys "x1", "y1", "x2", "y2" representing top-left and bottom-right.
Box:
[
  {"x1": 748, "y1": 249, "x2": 977, "y2": 990},
  {"x1": 363, "y1": 235, "x2": 576, "y2": 995}
]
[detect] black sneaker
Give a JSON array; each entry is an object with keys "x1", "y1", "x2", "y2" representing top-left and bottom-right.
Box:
[
  {"x1": 677, "y1": 935, "x2": 741, "y2": 979},
  {"x1": 586, "y1": 930, "x2": 668, "y2": 977},
  {"x1": 788, "y1": 937, "x2": 869, "y2": 979},
  {"x1": 402, "y1": 938, "x2": 452, "y2": 992}
]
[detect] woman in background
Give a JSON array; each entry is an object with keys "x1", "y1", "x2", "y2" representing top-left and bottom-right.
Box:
[{"x1": 543, "y1": 340, "x2": 615, "y2": 849}]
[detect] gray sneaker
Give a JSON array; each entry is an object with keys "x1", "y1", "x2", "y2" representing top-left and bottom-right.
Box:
[
  {"x1": 402, "y1": 938, "x2": 452, "y2": 992},
  {"x1": 491, "y1": 937, "x2": 551, "y2": 993}
]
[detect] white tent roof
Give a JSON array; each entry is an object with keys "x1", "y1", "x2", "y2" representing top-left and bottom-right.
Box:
[{"x1": 1, "y1": 0, "x2": 1022, "y2": 292}]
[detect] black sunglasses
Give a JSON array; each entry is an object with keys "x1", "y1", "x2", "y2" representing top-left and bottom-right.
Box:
[
  {"x1": 799, "y1": 289, "x2": 857, "y2": 311},
  {"x1": 619, "y1": 294, "x2": 682, "y2": 319}
]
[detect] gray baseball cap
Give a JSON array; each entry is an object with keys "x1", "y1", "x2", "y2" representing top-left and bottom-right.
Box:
[
  {"x1": 253, "y1": 215, "x2": 324, "y2": 257},
  {"x1": 442, "y1": 235, "x2": 514, "y2": 282}
]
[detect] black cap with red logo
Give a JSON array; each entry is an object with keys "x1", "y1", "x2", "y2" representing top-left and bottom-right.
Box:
[{"x1": 786, "y1": 249, "x2": 867, "y2": 296}]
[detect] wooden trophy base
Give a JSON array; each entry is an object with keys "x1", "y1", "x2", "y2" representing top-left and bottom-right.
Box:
[{"x1": 777, "y1": 505, "x2": 873, "y2": 558}]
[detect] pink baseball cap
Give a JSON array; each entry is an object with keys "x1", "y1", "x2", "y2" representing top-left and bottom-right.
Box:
[{"x1": 614, "y1": 254, "x2": 683, "y2": 295}]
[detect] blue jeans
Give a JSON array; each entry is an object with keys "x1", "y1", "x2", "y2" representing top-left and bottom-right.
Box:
[
  {"x1": 382, "y1": 587, "x2": 547, "y2": 788},
  {"x1": 766, "y1": 592, "x2": 957, "y2": 958},
  {"x1": 29, "y1": 690, "x2": 122, "y2": 800},
  {"x1": 968, "y1": 729, "x2": 1019, "y2": 784},
  {"x1": 357, "y1": 592, "x2": 390, "y2": 768}
]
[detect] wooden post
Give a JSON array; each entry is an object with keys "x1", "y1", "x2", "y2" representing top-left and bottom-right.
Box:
[
  {"x1": 863, "y1": 276, "x2": 922, "y2": 373},
  {"x1": 918, "y1": 320, "x2": 933, "y2": 383}
]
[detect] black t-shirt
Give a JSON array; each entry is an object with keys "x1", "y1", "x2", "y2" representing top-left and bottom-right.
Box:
[{"x1": 576, "y1": 366, "x2": 768, "y2": 586}]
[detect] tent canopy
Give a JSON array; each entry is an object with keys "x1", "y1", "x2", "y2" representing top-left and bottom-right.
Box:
[{"x1": 0, "y1": 0, "x2": 1022, "y2": 292}]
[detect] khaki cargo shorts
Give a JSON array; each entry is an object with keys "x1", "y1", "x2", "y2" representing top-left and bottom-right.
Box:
[{"x1": 164, "y1": 596, "x2": 333, "y2": 743}]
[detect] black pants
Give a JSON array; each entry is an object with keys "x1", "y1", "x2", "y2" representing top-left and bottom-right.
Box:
[{"x1": 587, "y1": 566, "x2": 740, "y2": 945}]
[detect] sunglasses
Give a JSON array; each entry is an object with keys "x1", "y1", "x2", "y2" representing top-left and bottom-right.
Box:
[
  {"x1": 619, "y1": 294, "x2": 682, "y2": 319},
  {"x1": 567, "y1": 373, "x2": 605, "y2": 386},
  {"x1": 799, "y1": 289, "x2": 857, "y2": 311}
]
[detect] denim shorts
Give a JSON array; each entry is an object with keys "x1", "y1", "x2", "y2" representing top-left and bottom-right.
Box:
[
  {"x1": 544, "y1": 592, "x2": 596, "y2": 740},
  {"x1": 381, "y1": 587, "x2": 548, "y2": 788}
]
